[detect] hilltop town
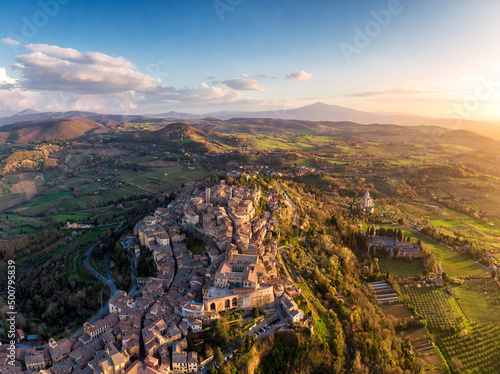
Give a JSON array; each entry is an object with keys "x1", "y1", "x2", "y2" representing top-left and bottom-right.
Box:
[{"x1": 10, "y1": 180, "x2": 305, "y2": 374}]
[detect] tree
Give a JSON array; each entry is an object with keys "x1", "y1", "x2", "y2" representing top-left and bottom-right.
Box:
[
  {"x1": 209, "y1": 319, "x2": 229, "y2": 349},
  {"x1": 214, "y1": 347, "x2": 224, "y2": 367},
  {"x1": 245, "y1": 334, "x2": 253, "y2": 351},
  {"x1": 205, "y1": 346, "x2": 214, "y2": 359},
  {"x1": 397, "y1": 229, "x2": 403, "y2": 242},
  {"x1": 450, "y1": 357, "x2": 463, "y2": 373},
  {"x1": 235, "y1": 331, "x2": 245, "y2": 352},
  {"x1": 252, "y1": 307, "x2": 260, "y2": 318},
  {"x1": 219, "y1": 366, "x2": 232, "y2": 374}
]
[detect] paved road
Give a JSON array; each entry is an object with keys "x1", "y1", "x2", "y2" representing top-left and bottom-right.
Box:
[
  {"x1": 104, "y1": 251, "x2": 117, "y2": 295},
  {"x1": 68, "y1": 244, "x2": 120, "y2": 339},
  {"x1": 248, "y1": 296, "x2": 287, "y2": 335},
  {"x1": 83, "y1": 245, "x2": 118, "y2": 303}
]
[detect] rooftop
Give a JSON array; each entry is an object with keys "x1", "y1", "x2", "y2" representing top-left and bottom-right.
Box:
[{"x1": 205, "y1": 286, "x2": 234, "y2": 300}]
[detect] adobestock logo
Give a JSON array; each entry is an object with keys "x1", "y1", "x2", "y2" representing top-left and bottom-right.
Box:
[
  {"x1": 443, "y1": 76, "x2": 498, "y2": 123},
  {"x1": 145, "y1": 62, "x2": 170, "y2": 82},
  {"x1": 213, "y1": 0, "x2": 243, "y2": 22},
  {"x1": 340, "y1": 0, "x2": 408, "y2": 63},
  {"x1": 6, "y1": 0, "x2": 70, "y2": 52}
]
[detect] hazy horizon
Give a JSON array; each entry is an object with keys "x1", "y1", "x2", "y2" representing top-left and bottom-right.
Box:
[{"x1": 1, "y1": 0, "x2": 500, "y2": 122}]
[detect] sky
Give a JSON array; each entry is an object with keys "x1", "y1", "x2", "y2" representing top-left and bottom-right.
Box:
[{"x1": 0, "y1": 0, "x2": 500, "y2": 121}]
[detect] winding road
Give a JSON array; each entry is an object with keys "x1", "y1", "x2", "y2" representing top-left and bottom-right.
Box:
[
  {"x1": 68, "y1": 244, "x2": 119, "y2": 338},
  {"x1": 84, "y1": 244, "x2": 117, "y2": 295}
]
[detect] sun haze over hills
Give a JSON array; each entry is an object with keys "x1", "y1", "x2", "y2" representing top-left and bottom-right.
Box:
[{"x1": 0, "y1": 1, "x2": 500, "y2": 123}]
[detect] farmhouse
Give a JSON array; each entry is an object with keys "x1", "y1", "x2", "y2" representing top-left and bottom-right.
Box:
[{"x1": 397, "y1": 242, "x2": 421, "y2": 258}]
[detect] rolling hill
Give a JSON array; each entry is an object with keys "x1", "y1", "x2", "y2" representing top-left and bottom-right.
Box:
[
  {"x1": 5, "y1": 103, "x2": 499, "y2": 140},
  {"x1": 126, "y1": 122, "x2": 250, "y2": 152},
  {"x1": 0, "y1": 118, "x2": 106, "y2": 144},
  {"x1": 146, "y1": 102, "x2": 500, "y2": 138},
  {"x1": 0, "y1": 110, "x2": 153, "y2": 126}
]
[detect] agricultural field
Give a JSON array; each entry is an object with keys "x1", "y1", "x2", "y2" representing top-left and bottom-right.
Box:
[
  {"x1": 378, "y1": 257, "x2": 426, "y2": 279},
  {"x1": 427, "y1": 207, "x2": 500, "y2": 254},
  {"x1": 401, "y1": 285, "x2": 465, "y2": 332},
  {"x1": 401, "y1": 282, "x2": 500, "y2": 373},
  {"x1": 374, "y1": 222, "x2": 488, "y2": 278},
  {"x1": 437, "y1": 321, "x2": 500, "y2": 373},
  {"x1": 381, "y1": 303, "x2": 414, "y2": 321},
  {"x1": 115, "y1": 160, "x2": 210, "y2": 194},
  {"x1": 399, "y1": 328, "x2": 446, "y2": 372},
  {"x1": 52, "y1": 213, "x2": 91, "y2": 222},
  {"x1": 450, "y1": 279, "x2": 500, "y2": 322},
  {"x1": 402, "y1": 228, "x2": 489, "y2": 278},
  {"x1": 12, "y1": 191, "x2": 73, "y2": 216}
]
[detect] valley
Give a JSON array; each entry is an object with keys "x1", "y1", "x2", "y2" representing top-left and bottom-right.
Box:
[{"x1": 0, "y1": 113, "x2": 500, "y2": 373}]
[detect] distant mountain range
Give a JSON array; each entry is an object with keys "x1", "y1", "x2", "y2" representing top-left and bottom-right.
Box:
[
  {"x1": 148, "y1": 102, "x2": 498, "y2": 135},
  {"x1": 1, "y1": 102, "x2": 499, "y2": 140},
  {"x1": 0, "y1": 109, "x2": 153, "y2": 126}
]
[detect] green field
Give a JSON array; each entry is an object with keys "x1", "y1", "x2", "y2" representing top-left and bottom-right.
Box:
[
  {"x1": 378, "y1": 258, "x2": 426, "y2": 279},
  {"x1": 57, "y1": 187, "x2": 140, "y2": 211},
  {"x1": 3, "y1": 225, "x2": 39, "y2": 236},
  {"x1": 428, "y1": 218, "x2": 467, "y2": 228},
  {"x1": 14, "y1": 191, "x2": 73, "y2": 215},
  {"x1": 451, "y1": 279, "x2": 500, "y2": 322},
  {"x1": 403, "y1": 228, "x2": 489, "y2": 278},
  {"x1": 117, "y1": 165, "x2": 210, "y2": 193},
  {"x1": 52, "y1": 213, "x2": 91, "y2": 222},
  {"x1": 17, "y1": 227, "x2": 113, "y2": 273},
  {"x1": 67, "y1": 249, "x2": 93, "y2": 282}
]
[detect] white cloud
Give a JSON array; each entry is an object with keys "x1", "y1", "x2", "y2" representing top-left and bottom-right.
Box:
[
  {"x1": 0, "y1": 87, "x2": 43, "y2": 112},
  {"x1": 0, "y1": 68, "x2": 16, "y2": 85},
  {"x1": 0, "y1": 43, "x2": 264, "y2": 113},
  {"x1": 13, "y1": 44, "x2": 159, "y2": 94},
  {"x1": 25, "y1": 44, "x2": 86, "y2": 62},
  {"x1": 222, "y1": 78, "x2": 266, "y2": 91},
  {"x1": 285, "y1": 70, "x2": 313, "y2": 81},
  {"x1": 156, "y1": 83, "x2": 241, "y2": 102},
  {"x1": 1, "y1": 38, "x2": 20, "y2": 46},
  {"x1": 241, "y1": 73, "x2": 249, "y2": 78}
]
